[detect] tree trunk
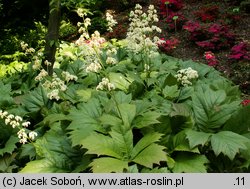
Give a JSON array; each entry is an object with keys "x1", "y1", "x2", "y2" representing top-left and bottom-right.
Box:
[{"x1": 43, "y1": 0, "x2": 61, "y2": 76}]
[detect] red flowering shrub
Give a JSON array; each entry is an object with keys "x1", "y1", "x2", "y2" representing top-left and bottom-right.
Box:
[
  {"x1": 204, "y1": 51, "x2": 219, "y2": 66},
  {"x1": 194, "y1": 5, "x2": 220, "y2": 22},
  {"x1": 159, "y1": 37, "x2": 180, "y2": 53},
  {"x1": 166, "y1": 12, "x2": 187, "y2": 31},
  {"x1": 160, "y1": 0, "x2": 184, "y2": 17},
  {"x1": 183, "y1": 21, "x2": 206, "y2": 41},
  {"x1": 183, "y1": 22, "x2": 235, "y2": 50},
  {"x1": 241, "y1": 99, "x2": 250, "y2": 106},
  {"x1": 229, "y1": 42, "x2": 250, "y2": 61}
]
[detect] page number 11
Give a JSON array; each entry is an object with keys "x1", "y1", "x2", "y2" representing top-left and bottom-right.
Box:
[{"x1": 235, "y1": 177, "x2": 245, "y2": 186}]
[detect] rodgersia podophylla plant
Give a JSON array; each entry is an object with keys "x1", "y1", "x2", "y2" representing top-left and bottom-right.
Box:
[
  {"x1": 0, "y1": 110, "x2": 37, "y2": 144},
  {"x1": 175, "y1": 67, "x2": 199, "y2": 86},
  {"x1": 126, "y1": 4, "x2": 165, "y2": 55}
]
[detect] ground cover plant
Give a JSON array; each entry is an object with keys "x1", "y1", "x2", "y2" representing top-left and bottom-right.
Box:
[{"x1": 0, "y1": 1, "x2": 249, "y2": 173}]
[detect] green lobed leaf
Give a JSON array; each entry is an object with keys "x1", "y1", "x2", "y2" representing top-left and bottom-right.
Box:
[
  {"x1": 192, "y1": 86, "x2": 239, "y2": 132},
  {"x1": 240, "y1": 141, "x2": 250, "y2": 169},
  {"x1": 0, "y1": 135, "x2": 19, "y2": 156},
  {"x1": 43, "y1": 113, "x2": 68, "y2": 126},
  {"x1": 185, "y1": 129, "x2": 212, "y2": 148},
  {"x1": 131, "y1": 132, "x2": 163, "y2": 159},
  {"x1": 117, "y1": 103, "x2": 136, "y2": 128},
  {"x1": 0, "y1": 82, "x2": 13, "y2": 107},
  {"x1": 32, "y1": 123, "x2": 83, "y2": 172},
  {"x1": 109, "y1": 130, "x2": 133, "y2": 160},
  {"x1": 90, "y1": 157, "x2": 128, "y2": 173},
  {"x1": 133, "y1": 111, "x2": 161, "y2": 129},
  {"x1": 20, "y1": 159, "x2": 68, "y2": 173},
  {"x1": 172, "y1": 153, "x2": 209, "y2": 173},
  {"x1": 0, "y1": 153, "x2": 17, "y2": 173},
  {"x1": 163, "y1": 85, "x2": 180, "y2": 99},
  {"x1": 223, "y1": 106, "x2": 250, "y2": 134},
  {"x1": 80, "y1": 133, "x2": 122, "y2": 159},
  {"x1": 76, "y1": 89, "x2": 93, "y2": 102},
  {"x1": 99, "y1": 114, "x2": 122, "y2": 127},
  {"x1": 132, "y1": 144, "x2": 166, "y2": 168},
  {"x1": 22, "y1": 86, "x2": 49, "y2": 113},
  {"x1": 211, "y1": 131, "x2": 249, "y2": 160},
  {"x1": 67, "y1": 98, "x2": 102, "y2": 146},
  {"x1": 109, "y1": 72, "x2": 133, "y2": 92},
  {"x1": 172, "y1": 131, "x2": 199, "y2": 153}
]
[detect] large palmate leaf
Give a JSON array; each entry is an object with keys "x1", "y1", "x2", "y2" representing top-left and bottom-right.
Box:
[
  {"x1": 211, "y1": 131, "x2": 249, "y2": 160},
  {"x1": 223, "y1": 106, "x2": 250, "y2": 134},
  {"x1": 172, "y1": 153, "x2": 209, "y2": 173},
  {"x1": 21, "y1": 85, "x2": 49, "y2": 113},
  {"x1": 21, "y1": 123, "x2": 85, "y2": 173},
  {"x1": 67, "y1": 98, "x2": 103, "y2": 146},
  {"x1": 81, "y1": 127, "x2": 166, "y2": 172},
  {"x1": 192, "y1": 86, "x2": 239, "y2": 132},
  {"x1": 185, "y1": 129, "x2": 212, "y2": 148}
]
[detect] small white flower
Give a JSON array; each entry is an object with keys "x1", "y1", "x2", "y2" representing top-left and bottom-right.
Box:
[
  {"x1": 10, "y1": 120, "x2": 20, "y2": 128},
  {"x1": 96, "y1": 77, "x2": 115, "y2": 91},
  {"x1": 106, "y1": 57, "x2": 117, "y2": 65},
  {"x1": 22, "y1": 121, "x2": 31, "y2": 127},
  {"x1": 17, "y1": 129, "x2": 27, "y2": 139},
  {"x1": 47, "y1": 89, "x2": 60, "y2": 101},
  {"x1": 19, "y1": 138, "x2": 28, "y2": 144},
  {"x1": 86, "y1": 62, "x2": 102, "y2": 73},
  {"x1": 15, "y1": 116, "x2": 23, "y2": 122},
  {"x1": 29, "y1": 131, "x2": 38, "y2": 140}
]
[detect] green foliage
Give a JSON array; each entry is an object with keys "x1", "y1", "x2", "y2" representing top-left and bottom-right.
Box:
[
  {"x1": 192, "y1": 85, "x2": 240, "y2": 132},
  {"x1": 20, "y1": 123, "x2": 86, "y2": 173}
]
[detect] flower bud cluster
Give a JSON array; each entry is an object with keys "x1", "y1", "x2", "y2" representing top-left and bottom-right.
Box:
[
  {"x1": 106, "y1": 12, "x2": 117, "y2": 32},
  {"x1": 175, "y1": 67, "x2": 199, "y2": 86},
  {"x1": 42, "y1": 73, "x2": 67, "y2": 101},
  {"x1": 96, "y1": 78, "x2": 115, "y2": 91},
  {"x1": 62, "y1": 71, "x2": 78, "y2": 83},
  {"x1": 126, "y1": 4, "x2": 163, "y2": 53},
  {"x1": 32, "y1": 51, "x2": 44, "y2": 70},
  {"x1": 35, "y1": 68, "x2": 78, "y2": 101},
  {"x1": 0, "y1": 110, "x2": 37, "y2": 144},
  {"x1": 76, "y1": 30, "x2": 106, "y2": 48},
  {"x1": 86, "y1": 61, "x2": 102, "y2": 73},
  {"x1": 20, "y1": 41, "x2": 35, "y2": 54},
  {"x1": 106, "y1": 47, "x2": 118, "y2": 65}
]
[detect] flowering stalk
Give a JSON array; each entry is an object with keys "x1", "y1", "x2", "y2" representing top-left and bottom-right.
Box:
[{"x1": 0, "y1": 110, "x2": 38, "y2": 144}]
